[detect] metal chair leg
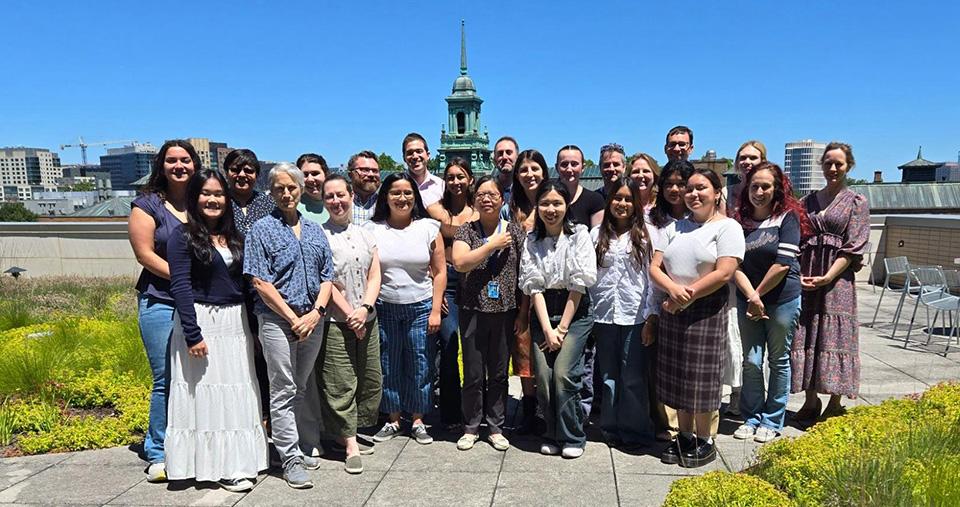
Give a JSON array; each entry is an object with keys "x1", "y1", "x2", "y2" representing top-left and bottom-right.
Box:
[{"x1": 871, "y1": 283, "x2": 887, "y2": 328}]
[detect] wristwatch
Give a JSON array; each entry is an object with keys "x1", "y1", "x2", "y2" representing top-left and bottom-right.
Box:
[
  {"x1": 361, "y1": 303, "x2": 374, "y2": 313},
  {"x1": 313, "y1": 305, "x2": 326, "y2": 316}
]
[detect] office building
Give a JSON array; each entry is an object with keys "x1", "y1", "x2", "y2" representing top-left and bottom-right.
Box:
[
  {"x1": 186, "y1": 138, "x2": 231, "y2": 172},
  {"x1": 784, "y1": 140, "x2": 826, "y2": 194},
  {"x1": 100, "y1": 143, "x2": 158, "y2": 191},
  {"x1": 0, "y1": 147, "x2": 62, "y2": 201}
]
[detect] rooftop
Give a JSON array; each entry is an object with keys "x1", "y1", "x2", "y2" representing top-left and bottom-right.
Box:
[{"x1": 0, "y1": 284, "x2": 953, "y2": 505}]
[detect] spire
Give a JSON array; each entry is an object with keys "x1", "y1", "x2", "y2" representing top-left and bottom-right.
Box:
[
  {"x1": 460, "y1": 19, "x2": 468, "y2": 76},
  {"x1": 917, "y1": 146, "x2": 923, "y2": 160}
]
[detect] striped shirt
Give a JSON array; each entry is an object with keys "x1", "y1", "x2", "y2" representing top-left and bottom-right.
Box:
[{"x1": 739, "y1": 211, "x2": 802, "y2": 305}]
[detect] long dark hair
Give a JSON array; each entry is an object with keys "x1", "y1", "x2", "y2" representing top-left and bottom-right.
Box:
[
  {"x1": 184, "y1": 169, "x2": 244, "y2": 269},
  {"x1": 533, "y1": 179, "x2": 574, "y2": 240},
  {"x1": 734, "y1": 161, "x2": 812, "y2": 238},
  {"x1": 510, "y1": 149, "x2": 548, "y2": 225},
  {"x1": 441, "y1": 157, "x2": 473, "y2": 211},
  {"x1": 649, "y1": 160, "x2": 693, "y2": 228},
  {"x1": 370, "y1": 172, "x2": 429, "y2": 223},
  {"x1": 143, "y1": 140, "x2": 203, "y2": 199},
  {"x1": 595, "y1": 177, "x2": 648, "y2": 267}
]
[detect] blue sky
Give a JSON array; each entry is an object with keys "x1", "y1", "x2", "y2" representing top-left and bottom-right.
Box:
[{"x1": 2, "y1": 1, "x2": 958, "y2": 182}]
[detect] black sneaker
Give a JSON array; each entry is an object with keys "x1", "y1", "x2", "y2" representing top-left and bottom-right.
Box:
[
  {"x1": 679, "y1": 437, "x2": 716, "y2": 468},
  {"x1": 660, "y1": 434, "x2": 696, "y2": 465}
]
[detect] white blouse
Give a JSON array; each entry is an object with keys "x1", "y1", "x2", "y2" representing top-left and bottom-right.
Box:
[
  {"x1": 588, "y1": 228, "x2": 650, "y2": 326},
  {"x1": 365, "y1": 218, "x2": 440, "y2": 304},
  {"x1": 322, "y1": 221, "x2": 377, "y2": 322},
  {"x1": 519, "y1": 224, "x2": 597, "y2": 295}
]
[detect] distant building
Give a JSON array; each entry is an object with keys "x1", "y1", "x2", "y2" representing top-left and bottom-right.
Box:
[
  {"x1": 897, "y1": 147, "x2": 943, "y2": 183},
  {"x1": 851, "y1": 182, "x2": 960, "y2": 214},
  {"x1": 937, "y1": 162, "x2": 960, "y2": 183},
  {"x1": 0, "y1": 147, "x2": 62, "y2": 202},
  {"x1": 24, "y1": 191, "x2": 100, "y2": 216},
  {"x1": 186, "y1": 138, "x2": 231, "y2": 172},
  {"x1": 784, "y1": 140, "x2": 826, "y2": 195},
  {"x1": 100, "y1": 143, "x2": 158, "y2": 191},
  {"x1": 436, "y1": 21, "x2": 492, "y2": 175}
]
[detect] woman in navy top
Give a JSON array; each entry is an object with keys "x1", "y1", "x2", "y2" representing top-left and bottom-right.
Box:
[
  {"x1": 166, "y1": 170, "x2": 267, "y2": 492},
  {"x1": 731, "y1": 161, "x2": 807, "y2": 443},
  {"x1": 127, "y1": 139, "x2": 198, "y2": 482}
]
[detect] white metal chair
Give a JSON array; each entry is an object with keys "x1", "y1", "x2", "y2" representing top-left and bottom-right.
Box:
[
  {"x1": 928, "y1": 269, "x2": 960, "y2": 355},
  {"x1": 870, "y1": 256, "x2": 912, "y2": 328},
  {"x1": 898, "y1": 266, "x2": 950, "y2": 349}
]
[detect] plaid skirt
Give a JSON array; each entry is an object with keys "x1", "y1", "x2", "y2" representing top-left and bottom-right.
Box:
[{"x1": 656, "y1": 289, "x2": 728, "y2": 413}]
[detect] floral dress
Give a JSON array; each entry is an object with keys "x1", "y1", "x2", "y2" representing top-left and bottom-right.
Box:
[{"x1": 791, "y1": 189, "x2": 870, "y2": 397}]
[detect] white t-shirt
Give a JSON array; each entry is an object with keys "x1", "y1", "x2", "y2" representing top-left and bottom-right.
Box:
[
  {"x1": 657, "y1": 217, "x2": 745, "y2": 286},
  {"x1": 365, "y1": 218, "x2": 441, "y2": 304}
]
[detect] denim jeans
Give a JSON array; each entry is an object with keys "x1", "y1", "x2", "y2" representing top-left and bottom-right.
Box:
[
  {"x1": 530, "y1": 291, "x2": 594, "y2": 448},
  {"x1": 435, "y1": 266, "x2": 462, "y2": 424},
  {"x1": 378, "y1": 299, "x2": 435, "y2": 415},
  {"x1": 137, "y1": 294, "x2": 175, "y2": 464},
  {"x1": 594, "y1": 323, "x2": 654, "y2": 445},
  {"x1": 737, "y1": 296, "x2": 801, "y2": 431}
]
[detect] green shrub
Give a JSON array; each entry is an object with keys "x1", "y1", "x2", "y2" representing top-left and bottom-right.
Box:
[
  {"x1": 664, "y1": 471, "x2": 792, "y2": 507},
  {"x1": 752, "y1": 383, "x2": 960, "y2": 506},
  {"x1": 7, "y1": 398, "x2": 62, "y2": 434},
  {"x1": 0, "y1": 302, "x2": 35, "y2": 332},
  {"x1": 0, "y1": 404, "x2": 15, "y2": 446},
  {"x1": 18, "y1": 416, "x2": 136, "y2": 454}
]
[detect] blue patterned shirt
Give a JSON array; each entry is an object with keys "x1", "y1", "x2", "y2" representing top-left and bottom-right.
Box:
[
  {"x1": 243, "y1": 209, "x2": 335, "y2": 316},
  {"x1": 232, "y1": 191, "x2": 276, "y2": 235},
  {"x1": 352, "y1": 191, "x2": 378, "y2": 225}
]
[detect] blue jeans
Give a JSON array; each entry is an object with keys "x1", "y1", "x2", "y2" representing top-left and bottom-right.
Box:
[
  {"x1": 378, "y1": 299, "x2": 435, "y2": 415},
  {"x1": 435, "y1": 267, "x2": 462, "y2": 424},
  {"x1": 594, "y1": 323, "x2": 654, "y2": 445},
  {"x1": 137, "y1": 294, "x2": 175, "y2": 464},
  {"x1": 737, "y1": 296, "x2": 801, "y2": 431}
]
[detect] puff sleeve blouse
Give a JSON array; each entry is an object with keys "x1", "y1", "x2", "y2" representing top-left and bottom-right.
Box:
[{"x1": 519, "y1": 223, "x2": 598, "y2": 296}]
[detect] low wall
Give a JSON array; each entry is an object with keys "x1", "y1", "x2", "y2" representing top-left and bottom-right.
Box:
[
  {"x1": 868, "y1": 215, "x2": 960, "y2": 285},
  {"x1": 0, "y1": 222, "x2": 140, "y2": 277}
]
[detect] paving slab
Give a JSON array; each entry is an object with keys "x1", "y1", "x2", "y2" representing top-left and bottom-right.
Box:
[
  {"x1": 616, "y1": 473, "x2": 687, "y2": 507},
  {"x1": 236, "y1": 470, "x2": 384, "y2": 507},
  {"x1": 60, "y1": 446, "x2": 144, "y2": 467},
  {"x1": 610, "y1": 446, "x2": 723, "y2": 476},
  {"x1": 106, "y1": 476, "x2": 249, "y2": 506},
  {"x1": 493, "y1": 471, "x2": 617, "y2": 506},
  {"x1": 0, "y1": 453, "x2": 71, "y2": 491},
  {"x1": 0, "y1": 464, "x2": 144, "y2": 505},
  {"x1": 388, "y1": 437, "x2": 503, "y2": 473},
  {"x1": 299, "y1": 437, "x2": 407, "y2": 473},
  {"x1": 500, "y1": 439, "x2": 612, "y2": 474},
  {"x1": 366, "y1": 471, "x2": 497, "y2": 506}
]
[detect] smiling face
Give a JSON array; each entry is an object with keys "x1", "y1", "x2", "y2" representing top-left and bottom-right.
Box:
[
  {"x1": 494, "y1": 139, "x2": 517, "y2": 174},
  {"x1": 748, "y1": 168, "x2": 776, "y2": 213},
  {"x1": 323, "y1": 178, "x2": 352, "y2": 223},
  {"x1": 444, "y1": 164, "x2": 472, "y2": 200},
  {"x1": 386, "y1": 179, "x2": 416, "y2": 218},
  {"x1": 301, "y1": 162, "x2": 326, "y2": 201},
  {"x1": 821, "y1": 148, "x2": 849, "y2": 187},
  {"x1": 556, "y1": 149, "x2": 583, "y2": 184},
  {"x1": 197, "y1": 177, "x2": 227, "y2": 225},
  {"x1": 350, "y1": 156, "x2": 380, "y2": 195},
  {"x1": 662, "y1": 171, "x2": 686, "y2": 206},
  {"x1": 226, "y1": 162, "x2": 257, "y2": 194},
  {"x1": 270, "y1": 171, "x2": 302, "y2": 210},
  {"x1": 403, "y1": 139, "x2": 429, "y2": 177},
  {"x1": 629, "y1": 157, "x2": 655, "y2": 192},
  {"x1": 737, "y1": 145, "x2": 764, "y2": 174},
  {"x1": 600, "y1": 151, "x2": 626, "y2": 184},
  {"x1": 537, "y1": 189, "x2": 567, "y2": 230},
  {"x1": 684, "y1": 173, "x2": 720, "y2": 218},
  {"x1": 517, "y1": 159, "x2": 544, "y2": 193},
  {"x1": 474, "y1": 180, "x2": 503, "y2": 216},
  {"x1": 163, "y1": 146, "x2": 196, "y2": 185},
  {"x1": 608, "y1": 185, "x2": 635, "y2": 224},
  {"x1": 665, "y1": 132, "x2": 693, "y2": 161}
]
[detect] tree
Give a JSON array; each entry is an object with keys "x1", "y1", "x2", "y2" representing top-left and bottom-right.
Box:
[
  {"x1": 845, "y1": 176, "x2": 869, "y2": 186},
  {"x1": 583, "y1": 158, "x2": 596, "y2": 170},
  {"x1": 0, "y1": 203, "x2": 38, "y2": 222},
  {"x1": 428, "y1": 158, "x2": 440, "y2": 175},
  {"x1": 71, "y1": 181, "x2": 96, "y2": 191},
  {"x1": 376, "y1": 152, "x2": 401, "y2": 173}
]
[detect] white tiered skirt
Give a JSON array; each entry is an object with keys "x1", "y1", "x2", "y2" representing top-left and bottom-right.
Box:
[{"x1": 166, "y1": 303, "x2": 269, "y2": 481}]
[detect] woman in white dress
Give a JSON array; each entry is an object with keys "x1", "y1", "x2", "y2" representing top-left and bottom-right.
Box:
[{"x1": 166, "y1": 169, "x2": 268, "y2": 492}]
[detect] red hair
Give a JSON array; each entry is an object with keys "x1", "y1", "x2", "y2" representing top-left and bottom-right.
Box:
[{"x1": 734, "y1": 162, "x2": 812, "y2": 239}]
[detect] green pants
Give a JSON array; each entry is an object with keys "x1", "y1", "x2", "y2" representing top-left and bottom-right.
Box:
[{"x1": 317, "y1": 319, "x2": 382, "y2": 438}]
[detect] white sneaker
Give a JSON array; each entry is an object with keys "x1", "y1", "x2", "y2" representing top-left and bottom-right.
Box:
[
  {"x1": 561, "y1": 446, "x2": 584, "y2": 459},
  {"x1": 733, "y1": 424, "x2": 756, "y2": 440},
  {"x1": 754, "y1": 427, "x2": 778, "y2": 443},
  {"x1": 457, "y1": 433, "x2": 479, "y2": 451},
  {"x1": 146, "y1": 462, "x2": 166, "y2": 483},
  {"x1": 539, "y1": 442, "x2": 560, "y2": 455}
]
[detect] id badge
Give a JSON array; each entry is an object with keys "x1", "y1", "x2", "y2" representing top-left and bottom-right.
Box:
[{"x1": 486, "y1": 281, "x2": 500, "y2": 299}]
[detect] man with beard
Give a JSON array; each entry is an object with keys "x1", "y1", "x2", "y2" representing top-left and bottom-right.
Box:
[
  {"x1": 493, "y1": 136, "x2": 518, "y2": 203},
  {"x1": 402, "y1": 132, "x2": 444, "y2": 207},
  {"x1": 348, "y1": 151, "x2": 381, "y2": 225},
  {"x1": 296, "y1": 153, "x2": 330, "y2": 224},
  {"x1": 598, "y1": 143, "x2": 627, "y2": 199}
]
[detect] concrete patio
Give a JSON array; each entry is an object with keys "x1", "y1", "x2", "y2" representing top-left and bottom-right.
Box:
[{"x1": 0, "y1": 284, "x2": 956, "y2": 506}]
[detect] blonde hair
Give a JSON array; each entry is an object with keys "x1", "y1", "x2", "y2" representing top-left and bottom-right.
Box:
[{"x1": 735, "y1": 140, "x2": 768, "y2": 163}]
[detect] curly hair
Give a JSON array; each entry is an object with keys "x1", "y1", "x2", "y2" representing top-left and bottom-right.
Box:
[{"x1": 734, "y1": 161, "x2": 812, "y2": 239}]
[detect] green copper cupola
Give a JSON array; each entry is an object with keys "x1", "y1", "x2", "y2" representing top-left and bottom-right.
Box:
[{"x1": 438, "y1": 20, "x2": 492, "y2": 174}]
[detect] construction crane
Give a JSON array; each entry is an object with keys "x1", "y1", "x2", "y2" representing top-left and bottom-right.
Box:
[{"x1": 60, "y1": 136, "x2": 137, "y2": 165}]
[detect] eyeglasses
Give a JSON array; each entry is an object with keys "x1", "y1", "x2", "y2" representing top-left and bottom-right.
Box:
[
  {"x1": 352, "y1": 167, "x2": 379, "y2": 174},
  {"x1": 601, "y1": 143, "x2": 625, "y2": 154},
  {"x1": 228, "y1": 166, "x2": 257, "y2": 175},
  {"x1": 474, "y1": 191, "x2": 502, "y2": 201},
  {"x1": 667, "y1": 141, "x2": 690, "y2": 149}
]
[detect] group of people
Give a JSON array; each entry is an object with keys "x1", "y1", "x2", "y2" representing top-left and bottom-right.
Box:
[{"x1": 128, "y1": 125, "x2": 869, "y2": 490}]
